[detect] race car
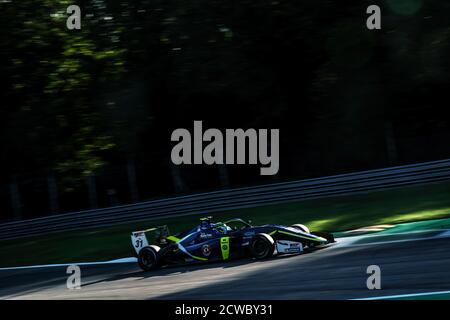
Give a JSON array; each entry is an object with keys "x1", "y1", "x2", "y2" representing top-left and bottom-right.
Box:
[{"x1": 131, "y1": 216, "x2": 335, "y2": 271}]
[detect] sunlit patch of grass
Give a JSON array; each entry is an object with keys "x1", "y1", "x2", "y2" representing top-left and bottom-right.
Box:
[
  {"x1": 379, "y1": 208, "x2": 450, "y2": 224},
  {"x1": 303, "y1": 218, "x2": 342, "y2": 231}
]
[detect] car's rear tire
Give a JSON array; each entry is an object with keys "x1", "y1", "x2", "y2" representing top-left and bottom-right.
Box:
[
  {"x1": 138, "y1": 246, "x2": 161, "y2": 271},
  {"x1": 290, "y1": 224, "x2": 310, "y2": 234},
  {"x1": 249, "y1": 234, "x2": 275, "y2": 259}
]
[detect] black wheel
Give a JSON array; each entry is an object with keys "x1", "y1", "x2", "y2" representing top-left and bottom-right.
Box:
[
  {"x1": 138, "y1": 246, "x2": 161, "y2": 271},
  {"x1": 249, "y1": 234, "x2": 275, "y2": 259},
  {"x1": 290, "y1": 224, "x2": 310, "y2": 233}
]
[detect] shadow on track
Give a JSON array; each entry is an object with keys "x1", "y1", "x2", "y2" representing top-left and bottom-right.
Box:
[
  {"x1": 150, "y1": 238, "x2": 450, "y2": 300},
  {"x1": 80, "y1": 253, "x2": 301, "y2": 289}
]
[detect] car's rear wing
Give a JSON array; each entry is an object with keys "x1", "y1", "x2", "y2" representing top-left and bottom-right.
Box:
[{"x1": 131, "y1": 225, "x2": 170, "y2": 254}]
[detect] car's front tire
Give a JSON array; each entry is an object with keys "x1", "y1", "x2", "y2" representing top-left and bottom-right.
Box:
[
  {"x1": 249, "y1": 234, "x2": 275, "y2": 259},
  {"x1": 138, "y1": 246, "x2": 161, "y2": 271}
]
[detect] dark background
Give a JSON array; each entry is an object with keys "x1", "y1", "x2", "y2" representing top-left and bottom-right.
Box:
[{"x1": 0, "y1": 0, "x2": 449, "y2": 221}]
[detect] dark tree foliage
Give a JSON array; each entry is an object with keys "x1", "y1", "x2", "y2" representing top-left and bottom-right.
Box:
[{"x1": 0, "y1": 0, "x2": 449, "y2": 219}]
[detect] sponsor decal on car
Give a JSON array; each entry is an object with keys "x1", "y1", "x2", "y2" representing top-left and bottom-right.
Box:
[
  {"x1": 276, "y1": 240, "x2": 303, "y2": 254},
  {"x1": 221, "y1": 237, "x2": 230, "y2": 260}
]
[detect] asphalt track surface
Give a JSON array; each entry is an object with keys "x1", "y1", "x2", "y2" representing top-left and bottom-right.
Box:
[{"x1": 1, "y1": 237, "x2": 450, "y2": 300}]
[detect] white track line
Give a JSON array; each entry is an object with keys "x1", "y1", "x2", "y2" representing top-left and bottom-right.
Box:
[
  {"x1": 352, "y1": 290, "x2": 450, "y2": 300},
  {"x1": 335, "y1": 229, "x2": 450, "y2": 248},
  {"x1": 0, "y1": 257, "x2": 137, "y2": 271}
]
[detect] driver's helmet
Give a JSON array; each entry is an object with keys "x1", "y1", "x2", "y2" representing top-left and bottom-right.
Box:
[
  {"x1": 200, "y1": 217, "x2": 212, "y2": 230},
  {"x1": 214, "y1": 224, "x2": 232, "y2": 234}
]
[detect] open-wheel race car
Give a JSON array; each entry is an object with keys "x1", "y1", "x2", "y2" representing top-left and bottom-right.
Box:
[{"x1": 131, "y1": 217, "x2": 335, "y2": 271}]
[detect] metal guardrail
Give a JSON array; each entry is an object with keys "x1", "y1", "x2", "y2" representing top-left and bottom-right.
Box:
[{"x1": 1, "y1": 159, "x2": 450, "y2": 240}]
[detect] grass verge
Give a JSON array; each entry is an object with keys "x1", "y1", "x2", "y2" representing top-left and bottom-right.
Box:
[{"x1": 1, "y1": 181, "x2": 449, "y2": 267}]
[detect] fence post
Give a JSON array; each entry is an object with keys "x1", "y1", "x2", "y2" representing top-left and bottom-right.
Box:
[
  {"x1": 10, "y1": 176, "x2": 22, "y2": 220},
  {"x1": 86, "y1": 174, "x2": 98, "y2": 209},
  {"x1": 47, "y1": 172, "x2": 59, "y2": 214},
  {"x1": 127, "y1": 159, "x2": 139, "y2": 202}
]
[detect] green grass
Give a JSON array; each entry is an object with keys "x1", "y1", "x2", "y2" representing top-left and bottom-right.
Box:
[{"x1": 1, "y1": 181, "x2": 450, "y2": 268}]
